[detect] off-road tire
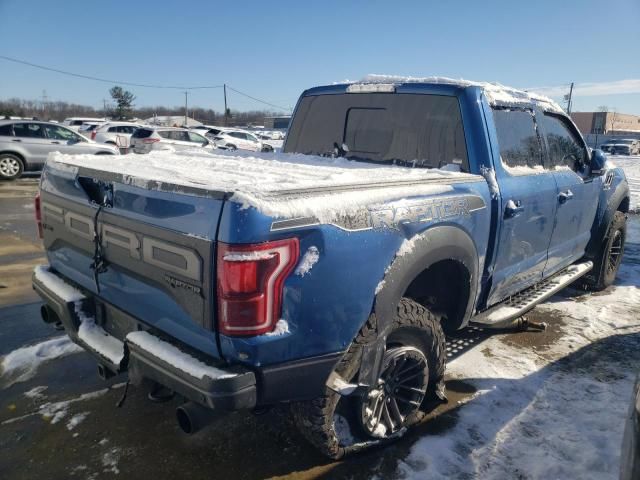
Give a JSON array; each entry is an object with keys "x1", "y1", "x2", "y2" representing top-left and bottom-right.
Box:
[
  {"x1": 291, "y1": 297, "x2": 446, "y2": 459},
  {"x1": 0, "y1": 153, "x2": 24, "y2": 180},
  {"x1": 584, "y1": 211, "x2": 626, "y2": 291}
]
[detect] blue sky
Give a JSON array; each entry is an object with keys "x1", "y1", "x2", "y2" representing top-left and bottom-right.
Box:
[{"x1": 1, "y1": 0, "x2": 639, "y2": 114}]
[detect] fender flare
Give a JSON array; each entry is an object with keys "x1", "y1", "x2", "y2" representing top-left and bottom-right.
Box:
[{"x1": 357, "y1": 225, "x2": 479, "y2": 387}]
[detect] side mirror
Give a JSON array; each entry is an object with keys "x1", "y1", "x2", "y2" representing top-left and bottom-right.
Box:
[
  {"x1": 202, "y1": 140, "x2": 209, "y2": 147},
  {"x1": 590, "y1": 149, "x2": 607, "y2": 175}
]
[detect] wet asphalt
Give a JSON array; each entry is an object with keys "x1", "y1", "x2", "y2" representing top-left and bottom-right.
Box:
[{"x1": 0, "y1": 176, "x2": 634, "y2": 480}]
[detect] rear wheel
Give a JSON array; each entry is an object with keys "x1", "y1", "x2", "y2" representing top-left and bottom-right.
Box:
[
  {"x1": 0, "y1": 154, "x2": 24, "y2": 180},
  {"x1": 584, "y1": 211, "x2": 626, "y2": 290},
  {"x1": 292, "y1": 298, "x2": 446, "y2": 459}
]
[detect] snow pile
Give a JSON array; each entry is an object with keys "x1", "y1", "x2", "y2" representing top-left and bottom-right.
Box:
[
  {"x1": 33, "y1": 265, "x2": 84, "y2": 303},
  {"x1": 295, "y1": 246, "x2": 320, "y2": 277},
  {"x1": 46, "y1": 150, "x2": 476, "y2": 223},
  {"x1": 24, "y1": 385, "x2": 48, "y2": 400},
  {"x1": 356, "y1": 74, "x2": 564, "y2": 113},
  {"x1": 610, "y1": 155, "x2": 640, "y2": 211},
  {"x1": 126, "y1": 331, "x2": 235, "y2": 380},
  {"x1": 1, "y1": 336, "x2": 82, "y2": 385},
  {"x1": 398, "y1": 218, "x2": 640, "y2": 479},
  {"x1": 76, "y1": 306, "x2": 125, "y2": 366}
]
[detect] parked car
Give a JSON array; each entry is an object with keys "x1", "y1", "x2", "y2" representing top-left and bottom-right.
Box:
[
  {"x1": 91, "y1": 122, "x2": 142, "y2": 149},
  {"x1": 130, "y1": 126, "x2": 213, "y2": 154},
  {"x1": 600, "y1": 139, "x2": 640, "y2": 155},
  {"x1": 213, "y1": 129, "x2": 274, "y2": 152},
  {"x1": 0, "y1": 120, "x2": 118, "y2": 180},
  {"x1": 78, "y1": 122, "x2": 106, "y2": 138},
  {"x1": 32, "y1": 77, "x2": 628, "y2": 459},
  {"x1": 62, "y1": 117, "x2": 107, "y2": 132},
  {"x1": 621, "y1": 375, "x2": 640, "y2": 480}
]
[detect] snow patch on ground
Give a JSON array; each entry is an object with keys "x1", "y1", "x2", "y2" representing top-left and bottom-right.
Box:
[
  {"x1": 126, "y1": 331, "x2": 235, "y2": 380},
  {"x1": 264, "y1": 319, "x2": 290, "y2": 337},
  {"x1": 334, "y1": 414, "x2": 356, "y2": 446},
  {"x1": 66, "y1": 412, "x2": 89, "y2": 430},
  {"x1": 399, "y1": 217, "x2": 640, "y2": 479},
  {"x1": 24, "y1": 385, "x2": 48, "y2": 400},
  {"x1": 39, "y1": 389, "x2": 108, "y2": 425},
  {"x1": 1, "y1": 336, "x2": 82, "y2": 385},
  {"x1": 102, "y1": 447, "x2": 121, "y2": 475},
  {"x1": 611, "y1": 155, "x2": 640, "y2": 211},
  {"x1": 295, "y1": 246, "x2": 320, "y2": 277}
]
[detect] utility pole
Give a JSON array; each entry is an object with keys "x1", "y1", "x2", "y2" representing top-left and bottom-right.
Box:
[
  {"x1": 103, "y1": 98, "x2": 107, "y2": 118},
  {"x1": 184, "y1": 91, "x2": 189, "y2": 127},
  {"x1": 223, "y1": 83, "x2": 228, "y2": 126},
  {"x1": 566, "y1": 82, "x2": 574, "y2": 115},
  {"x1": 41, "y1": 90, "x2": 48, "y2": 119}
]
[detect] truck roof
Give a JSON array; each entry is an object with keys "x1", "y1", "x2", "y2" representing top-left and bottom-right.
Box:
[{"x1": 306, "y1": 74, "x2": 564, "y2": 114}]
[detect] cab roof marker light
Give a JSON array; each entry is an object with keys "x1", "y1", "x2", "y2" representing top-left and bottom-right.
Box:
[{"x1": 346, "y1": 83, "x2": 396, "y2": 93}]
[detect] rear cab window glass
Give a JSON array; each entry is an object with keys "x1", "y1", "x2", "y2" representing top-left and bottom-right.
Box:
[
  {"x1": 492, "y1": 109, "x2": 544, "y2": 173},
  {"x1": 285, "y1": 93, "x2": 469, "y2": 171},
  {"x1": 538, "y1": 113, "x2": 588, "y2": 174}
]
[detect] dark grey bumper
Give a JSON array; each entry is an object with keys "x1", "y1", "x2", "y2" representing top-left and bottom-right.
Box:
[{"x1": 32, "y1": 265, "x2": 257, "y2": 412}]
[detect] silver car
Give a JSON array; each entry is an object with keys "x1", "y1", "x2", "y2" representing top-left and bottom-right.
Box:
[
  {"x1": 0, "y1": 120, "x2": 119, "y2": 180},
  {"x1": 130, "y1": 126, "x2": 213, "y2": 154}
]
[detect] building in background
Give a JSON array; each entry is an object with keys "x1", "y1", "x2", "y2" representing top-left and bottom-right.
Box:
[
  {"x1": 263, "y1": 116, "x2": 291, "y2": 129},
  {"x1": 571, "y1": 111, "x2": 640, "y2": 135}
]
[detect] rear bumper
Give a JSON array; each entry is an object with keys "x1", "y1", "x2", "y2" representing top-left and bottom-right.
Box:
[{"x1": 32, "y1": 265, "x2": 256, "y2": 411}]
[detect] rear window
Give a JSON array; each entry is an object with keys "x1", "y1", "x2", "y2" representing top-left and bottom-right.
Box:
[
  {"x1": 284, "y1": 93, "x2": 468, "y2": 170},
  {"x1": 132, "y1": 128, "x2": 153, "y2": 138}
]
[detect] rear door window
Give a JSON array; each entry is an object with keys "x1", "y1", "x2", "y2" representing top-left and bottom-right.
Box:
[
  {"x1": 0, "y1": 124, "x2": 13, "y2": 136},
  {"x1": 13, "y1": 123, "x2": 46, "y2": 138},
  {"x1": 492, "y1": 109, "x2": 544, "y2": 172}
]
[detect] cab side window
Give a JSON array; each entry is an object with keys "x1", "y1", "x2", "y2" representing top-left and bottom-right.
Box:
[
  {"x1": 492, "y1": 109, "x2": 544, "y2": 171},
  {"x1": 538, "y1": 113, "x2": 587, "y2": 173}
]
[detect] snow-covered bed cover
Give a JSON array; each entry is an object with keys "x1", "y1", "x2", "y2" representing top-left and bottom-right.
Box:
[{"x1": 46, "y1": 150, "x2": 479, "y2": 222}]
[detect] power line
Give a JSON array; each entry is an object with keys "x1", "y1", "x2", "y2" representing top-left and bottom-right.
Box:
[
  {"x1": 0, "y1": 54, "x2": 223, "y2": 90},
  {"x1": 1, "y1": 54, "x2": 292, "y2": 111},
  {"x1": 225, "y1": 86, "x2": 291, "y2": 112}
]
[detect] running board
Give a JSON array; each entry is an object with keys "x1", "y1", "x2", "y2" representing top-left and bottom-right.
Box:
[{"x1": 471, "y1": 261, "x2": 593, "y2": 329}]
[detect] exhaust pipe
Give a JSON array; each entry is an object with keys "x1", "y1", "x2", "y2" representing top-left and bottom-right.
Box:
[
  {"x1": 40, "y1": 305, "x2": 60, "y2": 324},
  {"x1": 97, "y1": 363, "x2": 115, "y2": 380},
  {"x1": 176, "y1": 402, "x2": 218, "y2": 435}
]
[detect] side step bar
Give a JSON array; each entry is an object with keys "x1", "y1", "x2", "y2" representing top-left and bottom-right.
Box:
[{"x1": 471, "y1": 261, "x2": 593, "y2": 329}]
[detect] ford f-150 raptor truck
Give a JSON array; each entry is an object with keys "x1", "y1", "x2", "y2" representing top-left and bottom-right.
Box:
[{"x1": 32, "y1": 75, "x2": 629, "y2": 458}]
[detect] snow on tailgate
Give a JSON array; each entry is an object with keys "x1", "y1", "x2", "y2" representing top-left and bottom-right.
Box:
[{"x1": 47, "y1": 151, "x2": 478, "y2": 222}]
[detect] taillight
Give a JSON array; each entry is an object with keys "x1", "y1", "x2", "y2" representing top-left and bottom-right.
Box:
[
  {"x1": 34, "y1": 193, "x2": 43, "y2": 239},
  {"x1": 142, "y1": 138, "x2": 161, "y2": 144},
  {"x1": 217, "y1": 238, "x2": 299, "y2": 336},
  {"x1": 91, "y1": 130, "x2": 96, "y2": 140}
]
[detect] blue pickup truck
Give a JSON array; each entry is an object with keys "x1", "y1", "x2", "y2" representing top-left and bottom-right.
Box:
[{"x1": 32, "y1": 76, "x2": 629, "y2": 458}]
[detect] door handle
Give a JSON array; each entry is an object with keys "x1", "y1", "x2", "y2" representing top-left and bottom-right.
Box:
[
  {"x1": 558, "y1": 190, "x2": 574, "y2": 204},
  {"x1": 50, "y1": 141, "x2": 61, "y2": 144},
  {"x1": 504, "y1": 200, "x2": 524, "y2": 219},
  {"x1": 11, "y1": 139, "x2": 21, "y2": 142}
]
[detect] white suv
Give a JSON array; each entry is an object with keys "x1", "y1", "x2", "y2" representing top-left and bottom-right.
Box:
[
  {"x1": 130, "y1": 127, "x2": 213, "y2": 154},
  {"x1": 213, "y1": 130, "x2": 274, "y2": 152},
  {"x1": 91, "y1": 122, "x2": 141, "y2": 149}
]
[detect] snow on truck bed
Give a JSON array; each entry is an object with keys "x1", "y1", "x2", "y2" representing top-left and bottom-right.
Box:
[{"x1": 47, "y1": 150, "x2": 479, "y2": 222}]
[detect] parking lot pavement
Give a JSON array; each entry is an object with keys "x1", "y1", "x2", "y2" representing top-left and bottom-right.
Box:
[{"x1": 0, "y1": 177, "x2": 638, "y2": 479}]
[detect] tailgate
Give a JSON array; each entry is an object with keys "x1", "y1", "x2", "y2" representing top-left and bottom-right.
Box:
[{"x1": 39, "y1": 162, "x2": 226, "y2": 359}]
